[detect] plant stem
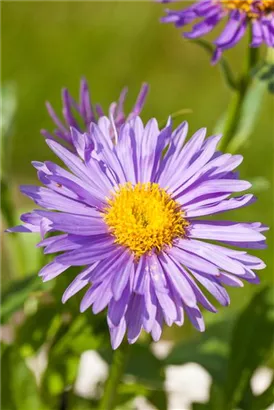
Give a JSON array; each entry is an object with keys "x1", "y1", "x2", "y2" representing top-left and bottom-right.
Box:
[
  {"x1": 219, "y1": 30, "x2": 259, "y2": 151},
  {"x1": 99, "y1": 343, "x2": 130, "y2": 410}
]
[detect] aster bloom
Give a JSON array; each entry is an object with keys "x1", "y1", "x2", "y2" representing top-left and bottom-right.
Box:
[
  {"x1": 160, "y1": 0, "x2": 274, "y2": 63},
  {"x1": 8, "y1": 117, "x2": 267, "y2": 349},
  {"x1": 41, "y1": 78, "x2": 149, "y2": 150}
]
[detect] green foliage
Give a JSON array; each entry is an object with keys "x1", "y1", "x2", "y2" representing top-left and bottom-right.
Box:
[
  {"x1": 250, "y1": 375, "x2": 274, "y2": 410},
  {"x1": 224, "y1": 286, "x2": 274, "y2": 409},
  {"x1": 126, "y1": 343, "x2": 165, "y2": 388},
  {"x1": 167, "y1": 286, "x2": 274, "y2": 410},
  {"x1": 4, "y1": 267, "x2": 272, "y2": 410},
  {"x1": 1, "y1": 344, "x2": 48, "y2": 410},
  {"x1": 166, "y1": 316, "x2": 234, "y2": 383},
  {"x1": 1, "y1": 274, "x2": 47, "y2": 324},
  {"x1": 226, "y1": 79, "x2": 266, "y2": 153},
  {"x1": 126, "y1": 344, "x2": 167, "y2": 410},
  {"x1": 252, "y1": 47, "x2": 274, "y2": 94},
  {"x1": 101, "y1": 342, "x2": 167, "y2": 409}
]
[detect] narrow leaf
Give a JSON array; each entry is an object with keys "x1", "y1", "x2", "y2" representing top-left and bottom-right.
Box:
[
  {"x1": 224, "y1": 286, "x2": 274, "y2": 409},
  {"x1": 1, "y1": 274, "x2": 45, "y2": 323},
  {"x1": 227, "y1": 79, "x2": 266, "y2": 153}
]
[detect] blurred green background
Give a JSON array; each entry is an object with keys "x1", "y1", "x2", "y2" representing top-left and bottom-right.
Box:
[{"x1": 1, "y1": 2, "x2": 274, "y2": 409}]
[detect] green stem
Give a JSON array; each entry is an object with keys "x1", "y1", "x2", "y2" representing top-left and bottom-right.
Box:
[
  {"x1": 99, "y1": 343, "x2": 130, "y2": 410},
  {"x1": 219, "y1": 30, "x2": 259, "y2": 151}
]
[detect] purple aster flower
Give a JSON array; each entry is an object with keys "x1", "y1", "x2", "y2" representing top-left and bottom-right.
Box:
[
  {"x1": 41, "y1": 78, "x2": 149, "y2": 150},
  {"x1": 160, "y1": 0, "x2": 274, "y2": 63},
  {"x1": 8, "y1": 117, "x2": 267, "y2": 349}
]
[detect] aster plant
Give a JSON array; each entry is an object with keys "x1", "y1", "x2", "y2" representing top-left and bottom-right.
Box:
[
  {"x1": 159, "y1": 0, "x2": 274, "y2": 152},
  {"x1": 41, "y1": 78, "x2": 149, "y2": 150},
  {"x1": 160, "y1": 0, "x2": 274, "y2": 63},
  {"x1": 8, "y1": 115, "x2": 267, "y2": 351},
  {"x1": 6, "y1": 105, "x2": 269, "y2": 409}
]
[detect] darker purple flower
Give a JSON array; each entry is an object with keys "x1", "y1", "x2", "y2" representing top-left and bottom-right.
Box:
[
  {"x1": 160, "y1": 0, "x2": 274, "y2": 63},
  {"x1": 41, "y1": 78, "x2": 149, "y2": 150},
  {"x1": 8, "y1": 117, "x2": 267, "y2": 349}
]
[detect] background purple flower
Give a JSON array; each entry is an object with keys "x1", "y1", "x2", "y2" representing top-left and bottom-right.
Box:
[
  {"x1": 41, "y1": 78, "x2": 149, "y2": 150},
  {"x1": 8, "y1": 117, "x2": 267, "y2": 349},
  {"x1": 160, "y1": 0, "x2": 274, "y2": 63}
]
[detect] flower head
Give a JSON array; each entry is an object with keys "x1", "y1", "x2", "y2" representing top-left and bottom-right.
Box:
[
  {"x1": 8, "y1": 117, "x2": 267, "y2": 349},
  {"x1": 41, "y1": 78, "x2": 149, "y2": 150},
  {"x1": 160, "y1": 0, "x2": 274, "y2": 63}
]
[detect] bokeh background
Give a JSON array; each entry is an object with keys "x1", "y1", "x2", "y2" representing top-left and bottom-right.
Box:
[{"x1": 1, "y1": 2, "x2": 274, "y2": 410}]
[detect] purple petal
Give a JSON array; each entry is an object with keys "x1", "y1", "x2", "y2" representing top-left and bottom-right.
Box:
[
  {"x1": 56, "y1": 241, "x2": 117, "y2": 266},
  {"x1": 143, "y1": 279, "x2": 158, "y2": 332},
  {"x1": 38, "y1": 260, "x2": 69, "y2": 282},
  {"x1": 169, "y1": 246, "x2": 219, "y2": 276},
  {"x1": 159, "y1": 253, "x2": 197, "y2": 307},
  {"x1": 126, "y1": 294, "x2": 145, "y2": 344},
  {"x1": 62, "y1": 266, "x2": 95, "y2": 303},
  {"x1": 178, "y1": 239, "x2": 245, "y2": 275},
  {"x1": 35, "y1": 210, "x2": 107, "y2": 236},
  {"x1": 112, "y1": 254, "x2": 134, "y2": 300},
  {"x1": 151, "y1": 309, "x2": 164, "y2": 342},
  {"x1": 176, "y1": 179, "x2": 251, "y2": 205},
  {"x1": 189, "y1": 221, "x2": 266, "y2": 243},
  {"x1": 110, "y1": 318, "x2": 126, "y2": 350},
  {"x1": 191, "y1": 271, "x2": 230, "y2": 306},
  {"x1": 184, "y1": 305, "x2": 205, "y2": 332},
  {"x1": 185, "y1": 194, "x2": 255, "y2": 217},
  {"x1": 108, "y1": 284, "x2": 131, "y2": 327},
  {"x1": 20, "y1": 185, "x2": 101, "y2": 216},
  {"x1": 155, "y1": 288, "x2": 177, "y2": 326}
]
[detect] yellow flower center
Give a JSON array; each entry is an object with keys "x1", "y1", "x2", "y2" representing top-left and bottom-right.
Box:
[
  {"x1": 220, "y1": 0, "x2": 274, "y2": 18},
  {"x1": 103, "y1": 182, "x2": 188, "y2": 258}
]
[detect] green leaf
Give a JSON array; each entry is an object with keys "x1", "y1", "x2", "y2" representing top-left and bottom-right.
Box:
[
  {"x1": 191, "y1": 39, "x2": 237, "y2": 90},
  {"x1": 227, "y1": 79, "x2": 266, "y2": 153},
  {"x1": 16, "y1": 304, "x2": 58, "y2": 354},
  {"x1": 238, "y1": 382, "x2": 255, "y2": 410},
  {"x1": 192, "y1": 384, "x2": 227, "y2": 410},
  {"x1": 39, "y1": 313, "x2": 106, "y2": 407},
  {"x1": 213, "y1": 112, "x2": 226, "y2": 135},
  {"x1": 148, "y1": 389, "x2": 167, "y2": 410},
  {"x1": 68, "y1": 393, "x2": 98, "y2": 410},
  {"x1": 166, "y1": 317, "x2": 234, "y2": 383},
  {"x1": 117, "y1": 382, "x2": 149, "y2": 408},
  {"x1": 100, "y1": 342, "x2": 166, "y2": 408},
  {"x1": 40, "y1": 356, "x2": 80, "y2": 409},
  {"x1": 206, "y1": 383, "x2": 226, "y2": 410},
  {"x1": 1, "y1": 344, "x2": 16, "y2": 410},
  {"x1": 1, "y1": 344, "x2": 48, "y2": 410},
  {"x1": 1, "y1": 274, "x2": 46, "y2": 324},
  {"x1": 192, "y1": 403, "x2": 211, "y2": 410},
  {"x1": 224, "y1": 286, "x2": 274, "y2": 409},
  {"x1": 251, "y1": 375, "x2": 274, "y2": 410},
  {"x1": 252, "y1": 48, "x2": 274, "y2": 94},
  {"x1": 51, "y1": 314, "x2": 105, "y2": 355},
  {"x1": 125, "y1": 343, "x2": 165, "y2": 389}
]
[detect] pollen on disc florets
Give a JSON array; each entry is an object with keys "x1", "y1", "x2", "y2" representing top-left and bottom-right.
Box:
[
  {"x1": 220, "y1": 0, "x2": 274, "y2": 18},
  {"x1": 103, "y1": 182, "x2": 189, "y2": 258}
]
